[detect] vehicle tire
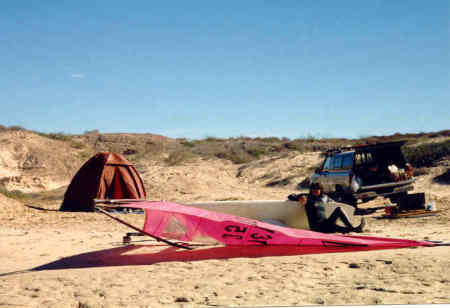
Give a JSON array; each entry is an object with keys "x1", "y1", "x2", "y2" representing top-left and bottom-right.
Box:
[
  {"x1": 331, "y1": 186, "x2": 345, "y2": 202},
  {"x1": 332, "y1": 186, "x2": 358, "y2": 208}
]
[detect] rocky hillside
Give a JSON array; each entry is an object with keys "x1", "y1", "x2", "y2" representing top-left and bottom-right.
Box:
[{"x1": 0, "y1": 130, "x2": 85, "y2": 192}]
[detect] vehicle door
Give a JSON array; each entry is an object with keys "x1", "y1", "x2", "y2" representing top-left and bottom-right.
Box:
[
  {"x1": 328, "y1": 152, "x2": 354, "y2": 192},
  {"x1": 314, "y1": 155, "x2": 333, "y2": 191}
]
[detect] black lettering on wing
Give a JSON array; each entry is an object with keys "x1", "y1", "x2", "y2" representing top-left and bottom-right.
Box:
[{"x1": 224, "y1": 225, "x2": 248, "y2": 233}]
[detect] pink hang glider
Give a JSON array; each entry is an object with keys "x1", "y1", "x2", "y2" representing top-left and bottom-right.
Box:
[{"x1": 97, "y1": 201, "x2": 443, "y2": 253}]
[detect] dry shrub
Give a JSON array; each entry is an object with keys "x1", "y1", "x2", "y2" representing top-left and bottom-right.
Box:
[
  {"x1": 37, "y1": 132, "x2": 72, "y2": 142},
  {"x1": 216, "y1": 147, "x2": 254, "y2": 164},
  {"x1": 83, "y1": 129, "x2": 100, "y2": 135},
  {"x1": 266, "y1": 176, "x2": 296, "y2": 187},
  {"x1": 191, "y1": 136, "x2": 348, "y2": 164},
  {"x1": 7, "y1": 125, "x2": 26, "y2": 131},
  {"x1": 122, "y1": 148, "x2": 137, "y2": 155},
  {"x1": 70, "y1": 141, "x2": 85, "y2": 149},
  {"x1": 165, "y1": 150, "x2": 195, "y2": 166},
  {"x1": 78, "y1": 151, "x2": 95, "y2": 161},
  {"x1": 180, "y1": 140, "x2": 196, "y2": 148}
]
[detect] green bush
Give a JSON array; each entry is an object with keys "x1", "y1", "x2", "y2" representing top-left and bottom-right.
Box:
[
  {"x1": 181, "y1": 140, "x2": 196, "y2": 148},
  {"x1": 247, "y1": 148, "x2": 265, "y2": 159},
  {"x1": 403, "y1": 140, "x2": 450, "y2": 168}
]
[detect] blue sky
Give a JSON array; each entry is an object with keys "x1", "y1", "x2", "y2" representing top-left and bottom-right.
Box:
[{"x1": 1, "y1": 1, "x2": 448, "y2": 139}]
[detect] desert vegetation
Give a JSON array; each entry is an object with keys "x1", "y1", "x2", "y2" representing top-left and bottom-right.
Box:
[{"x1": 0, "y1": 125, "x2": 449, "y2": 168}]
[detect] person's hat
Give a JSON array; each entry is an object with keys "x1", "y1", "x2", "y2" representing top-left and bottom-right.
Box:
[{"x1": 310, "y1": 182, "x2": 323, "y2": 190}]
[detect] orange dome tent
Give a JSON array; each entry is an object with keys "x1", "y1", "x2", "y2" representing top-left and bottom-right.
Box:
[{"x1": 60, "y1": 152, "x2": 146, "y2": 211}]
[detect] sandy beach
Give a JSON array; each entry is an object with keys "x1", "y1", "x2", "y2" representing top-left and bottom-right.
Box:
[{"x1": 1, "y1": 166, "x2": 449, "y2": 308}]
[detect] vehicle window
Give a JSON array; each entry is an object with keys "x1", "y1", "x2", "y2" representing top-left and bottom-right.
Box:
[
  {"x1": 355, "y1": 152, "x2": 373, "y2": 166},
  {"x1": 342, "y1": 154, "x2": 353, "y2": 169},
  {"x1": 355, "y1": 153, "x2": 362, "y2": 165},
  {"x1": 366, "y1": 152, "x2": 373, "y2": 164},
  {"x1": 333, "y1": 156, "x2": 343, "y2": 169},
  {"x1": 323, "y1": 157, "x2": 333, "y2": 169}
]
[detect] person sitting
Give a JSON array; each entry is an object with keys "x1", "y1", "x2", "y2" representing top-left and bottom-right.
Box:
[{"x1": 300, "y1": 183, "x2": 365, "y2": 233}]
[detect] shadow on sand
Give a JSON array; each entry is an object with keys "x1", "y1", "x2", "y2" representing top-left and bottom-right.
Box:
[
  {"x1": 24, "y1": 204, "x2": 60, "y2": 212},
  {"x1": 0, "y1": 243, "x2": 397, "y2": 277}
]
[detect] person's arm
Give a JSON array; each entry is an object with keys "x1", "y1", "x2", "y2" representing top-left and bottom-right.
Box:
[{"x1": 299, "y1": 195, "x2": 307, "y2": 206}]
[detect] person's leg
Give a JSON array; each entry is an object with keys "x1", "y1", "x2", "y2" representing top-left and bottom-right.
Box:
[
  {"x1": 327, "y1": 207, "x2": 355, "y2": 229},
  {"x1": 318, "y1": 221, "x2": 352, "y2": 234},
  {"x1": 328, "y1": 207, "x2": 366, "y2": 233},
  {"x1": 317, "y1": 221, "x2": 336, "y2": 233},
  {"x1": 333, "y1": 225, "x2": 352, "y2": 233}
]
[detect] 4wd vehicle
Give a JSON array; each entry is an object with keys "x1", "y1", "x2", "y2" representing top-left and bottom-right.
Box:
[{"x1": 311, "y1": 141, "x2": 415, "y2": 207}]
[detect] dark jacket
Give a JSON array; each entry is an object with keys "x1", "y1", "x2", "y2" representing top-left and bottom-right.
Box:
[{"x1": 305, "y1": 194, "x2": 328, "y2": 231}]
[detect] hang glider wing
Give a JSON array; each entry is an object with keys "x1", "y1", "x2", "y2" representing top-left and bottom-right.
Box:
[{"x1": 110, "y1": 201, "x2": 435, "y2": 251}]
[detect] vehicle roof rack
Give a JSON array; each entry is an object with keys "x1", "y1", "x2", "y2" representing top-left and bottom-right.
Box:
[{"x1": 323, "y1": 140, "x2": 407, "y2": 155}]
